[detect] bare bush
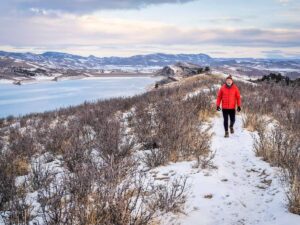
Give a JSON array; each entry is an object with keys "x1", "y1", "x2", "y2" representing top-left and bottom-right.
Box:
[
  {"x1": 242, "y1": 112, "x2": 264, "y2": 132},
  {"x1": 134, "y1": 101, "x2": 158, "y2": 150},
  {"x1": 1, "y1": 75, "x2": 216, "y2": 223},
  {"x1": 9, "y1": 128, "x2": 37, "y2": 159},
  {"x1": 29, "y1": 159, "x2": 53, "y2": 192},
  {"x1": 237, "y1": 80, "x2": 300, "y2": 215},
  {"x1": 3, "y1": 186, "x2": 34, "y2": 225},
  {"x1": 43, "y1": 123, "x2": 72, "y2": 155},
  {"x1": 149, "y1": 176, "x2": 189, "y2": 214},
  {"x1": 0, "y1": 152, "x2": 16, "y2": 211},
  {"x1": 38, "y1": 177, "x2": 71, "y2": 225},
  {"x1": 92, "y1": 175, "x2": 156, "y2": 225},
  {"x1": 136, "y1": 95, "x2": 212, "y2": 168},
  {"x1": 0, "y1": 118, "x2": 5, "y2": 128},
  {"x1": 252, "y1": 120, "x2": 270, "y2": 160},
  {"x1": 142, "y1": 148, "x2": 168, "y2": 169}
]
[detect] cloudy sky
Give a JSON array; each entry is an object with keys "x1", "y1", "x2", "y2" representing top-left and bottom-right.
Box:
[{"x1": 0, "y1": 0, "x2": 300, "y2": 58}]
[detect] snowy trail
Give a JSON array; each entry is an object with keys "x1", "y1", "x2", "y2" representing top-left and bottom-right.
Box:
[{"x1": 158, "y1": 114, "x2": 300, "y2": 225}]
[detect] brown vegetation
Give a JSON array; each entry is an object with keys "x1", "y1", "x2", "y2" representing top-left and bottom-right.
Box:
[
  {"x1": 239, "y1": 80, "x2": 300, "y2": 214},
  {"x1": 0, "y1": 74, "x2": 218, "y2": 224}
]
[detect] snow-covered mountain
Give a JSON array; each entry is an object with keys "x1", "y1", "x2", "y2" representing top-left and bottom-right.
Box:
[{"x1": 0, "y1": 51, "x2": 213, "y2": 69}]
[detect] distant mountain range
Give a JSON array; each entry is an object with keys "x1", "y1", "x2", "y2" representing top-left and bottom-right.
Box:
[
  {"x1": 0, "y1": 50, "x2": 300, "y2": 79},
  {"x1": 1, "y1": 50, "x2": 300, "y2": 69},
  {"x1": 0, "y1": 51, "x2": 214, "y2": 69}
]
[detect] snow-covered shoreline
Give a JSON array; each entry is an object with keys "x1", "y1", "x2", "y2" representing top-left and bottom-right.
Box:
[{"x1": 0, "y1": 73, "x2": 158, "y2": 85}]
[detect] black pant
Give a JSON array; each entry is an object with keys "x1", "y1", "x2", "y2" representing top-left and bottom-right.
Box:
[{"x1": 222, "y1": 109, "x2": 236, "y2": 132}]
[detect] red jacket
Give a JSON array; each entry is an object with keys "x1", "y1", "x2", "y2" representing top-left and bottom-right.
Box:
[{"x1": 216, "y1": 83, "x2": 241, "y2": 109}]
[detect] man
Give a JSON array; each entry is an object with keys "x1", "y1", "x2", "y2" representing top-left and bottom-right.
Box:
[{"x1": 216, "y1": 75, "x2": 241, "y2": 138}]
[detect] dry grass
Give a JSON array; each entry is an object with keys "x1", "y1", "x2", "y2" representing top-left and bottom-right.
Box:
[
  {"x1": 13, "y1": 158, "x2": 29, "y2": 176},
  {"x1": 237, "y1": 80, "x2": 300, "y2": 215},
  {"x1": 0, "y1": 73, "x2": 219, "y2": 224}
]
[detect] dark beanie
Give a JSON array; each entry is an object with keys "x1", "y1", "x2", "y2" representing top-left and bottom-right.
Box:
[{"x1": 226, "y1": 75, "x2": 233, "y2": 81}]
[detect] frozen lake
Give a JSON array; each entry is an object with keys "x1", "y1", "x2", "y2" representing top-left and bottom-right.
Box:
[{"x1": 0, "y1": 76, "x2": 161, "y2": 118}]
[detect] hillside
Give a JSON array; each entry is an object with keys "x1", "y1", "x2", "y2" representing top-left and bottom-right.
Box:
[{"x1": 0, "y1": 73, "x2": 299, "y2": 225}]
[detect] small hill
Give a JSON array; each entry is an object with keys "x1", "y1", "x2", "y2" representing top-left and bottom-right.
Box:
[{"x1": 155, "y1": 62, "x2": 210, "y2": 77}]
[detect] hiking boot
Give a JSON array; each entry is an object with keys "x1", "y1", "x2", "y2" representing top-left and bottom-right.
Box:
[
  {"x1": 224, "y1": 131, "x2": 229, "y2": 138},
  {"x1": 230, "y1": 126, "x2": 234, "y2": 134}
]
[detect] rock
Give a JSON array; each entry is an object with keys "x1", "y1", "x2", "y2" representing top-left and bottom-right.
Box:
[{"x1": 155, "y1": 62, "x2": 208, "y2": 77}]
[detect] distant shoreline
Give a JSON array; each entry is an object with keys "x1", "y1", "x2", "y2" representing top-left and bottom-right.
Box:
[{"x1": 0, "y1": 72, "x2": 160, "y2": 85}]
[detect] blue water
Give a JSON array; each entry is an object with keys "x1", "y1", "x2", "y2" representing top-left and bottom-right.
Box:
[{"x1": 0, "y1": 77, "x2": 161, "y2": 118}]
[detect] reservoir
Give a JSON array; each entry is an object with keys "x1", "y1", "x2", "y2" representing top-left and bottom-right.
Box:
[{"x1": 0, "y1": 76, "x2": 162, "y2": 118}]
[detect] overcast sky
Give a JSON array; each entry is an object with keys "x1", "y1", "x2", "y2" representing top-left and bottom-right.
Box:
[{"x1": 0, "y1": 0, "x2": 299, "y2": 58}]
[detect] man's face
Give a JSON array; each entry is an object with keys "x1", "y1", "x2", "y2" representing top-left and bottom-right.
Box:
[{"x1": 226, "y1": 79, "x2": 233, "y2": 86}]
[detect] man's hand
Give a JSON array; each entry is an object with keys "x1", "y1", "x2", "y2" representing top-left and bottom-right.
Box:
[
  {"x1": 237, "y1": 106, "x2": 241, "y2": 112},
  {"x1": 217, "y1": 106, "x2": 221, "y2": 111}
]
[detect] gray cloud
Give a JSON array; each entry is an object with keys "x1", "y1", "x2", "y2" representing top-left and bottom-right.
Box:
[
  {"x1": 261, "y1": 50, "x2": 284, "y2": 54},
  {"x1": 260, "y1": 49, "x2": 300, "y2": 58},
  {"x1": 208, "y1": 17, "x2": 245, "y2": 23},
  {"x1": 261, "y1": 49, "x2": 285, "y2": 58},
  {"x1": 152, "y1": 27, "x2": 300, "y2": 48},
  {"x1": 270, "y1": 21, "x2": 300, "y2": 29},
  {"x1": 5, "y1": 0, "x2": 197, "y2": 14}
]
